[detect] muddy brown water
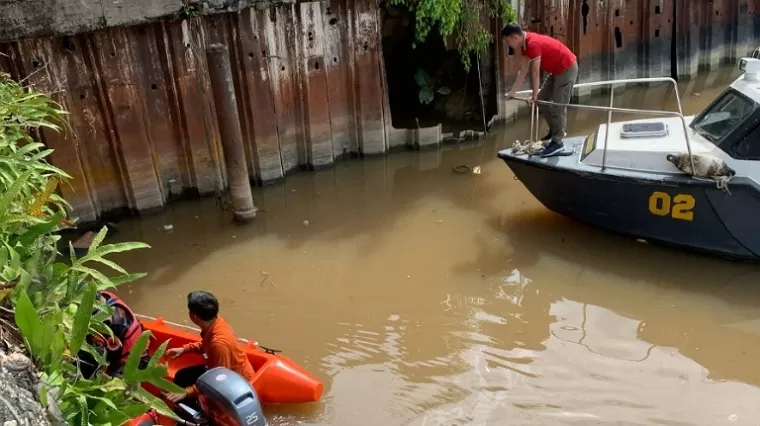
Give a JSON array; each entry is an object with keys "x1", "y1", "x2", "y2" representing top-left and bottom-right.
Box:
[{"x1": 110, "y1": 67, "x2": 760, "y2": 425}]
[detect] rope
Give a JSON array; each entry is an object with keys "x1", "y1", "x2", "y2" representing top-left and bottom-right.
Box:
[
  {"x1": 451, "y1": 55, "x2": 489, "y2": 178},
  {"x1": 511, "y1": 139, "x2": 546, "y2": 156},
  {"x1": 690, "y1": 174, "x2": 733, "y2": 195},
  {"x1": 712, "y1": 175, "x2": 733, "y2": 195}
]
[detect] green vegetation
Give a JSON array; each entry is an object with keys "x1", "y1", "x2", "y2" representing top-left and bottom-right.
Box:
[
  {"x1": 0, "y1": 72, "x2": 182, "y2": 425},
  {"x1": 414, "y1": 68, "x2": 451, "y2": 105},
  {"x1": 387, "y1": 0, "x2": 517, "y2": 71}
]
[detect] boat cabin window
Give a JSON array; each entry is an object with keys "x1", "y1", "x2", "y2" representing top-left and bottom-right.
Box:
[
  {"x1": 731, "y1": 118, "x2": 760, "y2": 160},
  {"x1": 692, "y1": 89, "x2": 755, "y2": 142}
]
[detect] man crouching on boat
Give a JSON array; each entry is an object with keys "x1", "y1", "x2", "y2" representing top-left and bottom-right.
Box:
[
  {"x1": 502, "y1": 22, "x2": 578, "y2": 157},
  {"x1": 164, "y1": 291, "x2": 256, "y2": 425}
]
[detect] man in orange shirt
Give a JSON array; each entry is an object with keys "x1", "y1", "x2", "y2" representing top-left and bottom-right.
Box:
[{"x1": 164, "y1": 291, "x2": 256, "y2": 425}]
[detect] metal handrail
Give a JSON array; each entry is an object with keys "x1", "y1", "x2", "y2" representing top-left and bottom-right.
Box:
[
  {"x1": 512, "y1": 77, "x2": 695, "y2": 173},
  {"x1": 515, "y1": 77, "x2": 684, "y2": 113},
  {"x1": 135, "y1": 313, "x2": 257, "y2": 346}
]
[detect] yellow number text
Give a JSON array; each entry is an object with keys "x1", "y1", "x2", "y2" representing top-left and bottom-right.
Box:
[{"x1": 648, "y1": 192, "x2": 695, "y2": 221}]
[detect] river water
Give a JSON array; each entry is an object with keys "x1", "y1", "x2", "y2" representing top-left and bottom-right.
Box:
[{"x1": 112, "y1": 67, "x2": 760, "y2": 425}]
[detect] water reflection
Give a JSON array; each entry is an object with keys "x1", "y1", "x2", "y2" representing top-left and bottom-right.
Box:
[{"x1": 107, "y1": 67, "x2": 760, "y2": 425}]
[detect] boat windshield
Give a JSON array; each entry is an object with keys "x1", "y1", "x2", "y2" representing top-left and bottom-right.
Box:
[{"x1": 692, "y1": 89, "x2": 755, "y2": 141}]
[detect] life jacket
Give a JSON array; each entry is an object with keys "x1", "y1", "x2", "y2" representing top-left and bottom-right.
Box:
[{"x1": 93, "y1": 290, "x2": 143, "y2": 366}]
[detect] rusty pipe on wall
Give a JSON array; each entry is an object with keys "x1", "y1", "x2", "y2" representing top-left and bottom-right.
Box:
[{"x1": 206, "y1": 44, "x2": 257, "y2": 223}]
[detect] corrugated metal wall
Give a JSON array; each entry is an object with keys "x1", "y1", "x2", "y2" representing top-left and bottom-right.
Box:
[
  {"x1": 1, "y1": 0, "x2": 759, "y2": 222},
  {"x1": 496, "y1": 0, "x2": 760, "y2": 121},
  {"x1": 512, "y1": 0, "x2": 759, "y2": 83},
  {"x1": 0, "y1": 0, "x2": 397, "y2": 222}
]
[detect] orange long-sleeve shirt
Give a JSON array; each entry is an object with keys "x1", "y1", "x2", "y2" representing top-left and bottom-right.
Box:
[{"x1": 181, "y1": 316, "x2": 256, "y2": 425}]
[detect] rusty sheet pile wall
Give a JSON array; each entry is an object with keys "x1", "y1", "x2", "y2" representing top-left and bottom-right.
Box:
[
  {"x1": 1, "y1": 0, "x2": 760, "y2": 222},
  {"x1": 0, "y1": 0, "x2": 395, "y2": 222}
]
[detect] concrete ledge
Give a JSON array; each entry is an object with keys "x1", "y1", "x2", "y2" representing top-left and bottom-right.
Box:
[{"x1": 0, "y1": 0, "x2": 299, "y2": 42}]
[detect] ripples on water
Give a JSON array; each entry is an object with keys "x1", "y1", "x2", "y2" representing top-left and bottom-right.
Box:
[{"x1": 110, "y1": 68, "x2": 760, "y2": 425}]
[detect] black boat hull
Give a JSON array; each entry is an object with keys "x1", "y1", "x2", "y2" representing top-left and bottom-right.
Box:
[{"x1": 499, "y1": 151, "x2": 760, "y2": 261}]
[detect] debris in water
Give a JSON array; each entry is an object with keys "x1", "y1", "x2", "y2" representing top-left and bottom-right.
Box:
[
  {"x1": 472, "y1": 165, "x2": 481, "y2": 175},
  {"x1": 729, "y1": 414, "x2": 738, "y2": 422},
  {"x1": 303, "y1": 220, "x2": 310, "y2": 226},
  {"x1": 436, "y1": 220, "x2": 443, "y2": 224},
  {"x1": 163, "y1": 224, "x2": 174, "y2": 231}
]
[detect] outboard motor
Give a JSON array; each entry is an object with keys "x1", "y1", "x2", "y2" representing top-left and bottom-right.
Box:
[{"x1": 177, "y1": 367, "x2": 268, "y2": 426}]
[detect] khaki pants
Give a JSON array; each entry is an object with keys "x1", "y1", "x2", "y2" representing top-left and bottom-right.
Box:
[{"x1": 537, "y1": 61, "x2": 578, "y2": 144}]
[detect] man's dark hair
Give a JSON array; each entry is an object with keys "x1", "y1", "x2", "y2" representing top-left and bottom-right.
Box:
[
  {"x1": 501, "y1": 22, "x2": 523, "y2": 38},
  {"x1": 187, "y1": 291, "x2": 219, "y2": 321}
]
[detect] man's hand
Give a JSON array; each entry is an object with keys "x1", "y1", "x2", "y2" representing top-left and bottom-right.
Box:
[
  {"x1": 504, "y1": 91, "x2": 516, "y2": 100},
  {"x1": 165, "y1": 392, "x2": 188, "y2": 404},
  {"x1": 526, "y1": 91, "x2": 539, "y2": 105},
  {"x1": 165, "y1": 347, "x2": 185, "y2": 359}
]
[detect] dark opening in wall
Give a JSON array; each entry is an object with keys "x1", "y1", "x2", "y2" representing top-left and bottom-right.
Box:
[
  {"x1": 62, "y1": 36, "x2": 76, "y2": 52},
  {"x1": 614, "y1": 27, "x2": 622, "y2": 48},
  {"x1": 581, "y1": 0, "x2": 590, "y2": 35},
  {"x1": 380, "y1": 2, "x2": 495, "y2": 131}
]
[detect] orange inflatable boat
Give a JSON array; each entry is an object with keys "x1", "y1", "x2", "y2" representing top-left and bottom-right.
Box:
[{"x1": 137, "y1": 315, "x2": 323, "y2": 405}]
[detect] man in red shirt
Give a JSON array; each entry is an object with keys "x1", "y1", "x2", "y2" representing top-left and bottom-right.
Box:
[{"x1": 502, "y1": 23, "x2": 578, "y2": 156}]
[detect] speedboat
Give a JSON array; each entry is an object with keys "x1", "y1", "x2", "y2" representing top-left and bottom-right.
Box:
[
  {"x1": 137, "y1": 315, "x2": 324, "y2": 404},
  {"x1": 497, "y1": 56, "x2": 760, "y2": 261}
]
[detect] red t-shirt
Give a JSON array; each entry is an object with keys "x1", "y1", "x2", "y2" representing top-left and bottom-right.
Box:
[{"x1": 521, "y1": 32, "x2": 576, "y2": 75}]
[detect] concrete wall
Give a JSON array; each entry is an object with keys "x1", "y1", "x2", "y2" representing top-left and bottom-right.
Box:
[
  {"x1": 0, "y1": 0, "x2": 272, "y2": 43},
  {"x1": 1, "y1": 0, "x2": 759, "y2": 222}
]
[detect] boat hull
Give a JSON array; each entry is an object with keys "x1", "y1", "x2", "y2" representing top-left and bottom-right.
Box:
[
  {"x1": 139, "y1": 317, "x2": 323, "y2": 405},
  {"x1": 498, "y1": 141, "x2": 760, "y2": 261}
]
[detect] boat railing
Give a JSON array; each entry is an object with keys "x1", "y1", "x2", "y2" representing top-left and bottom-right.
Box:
[
  {"x1": 513, "y1": 76, "x2": 697, "y2": 173},
  {"x1": 135, "y1": 313, "x2": 257, "y2": 347}
]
